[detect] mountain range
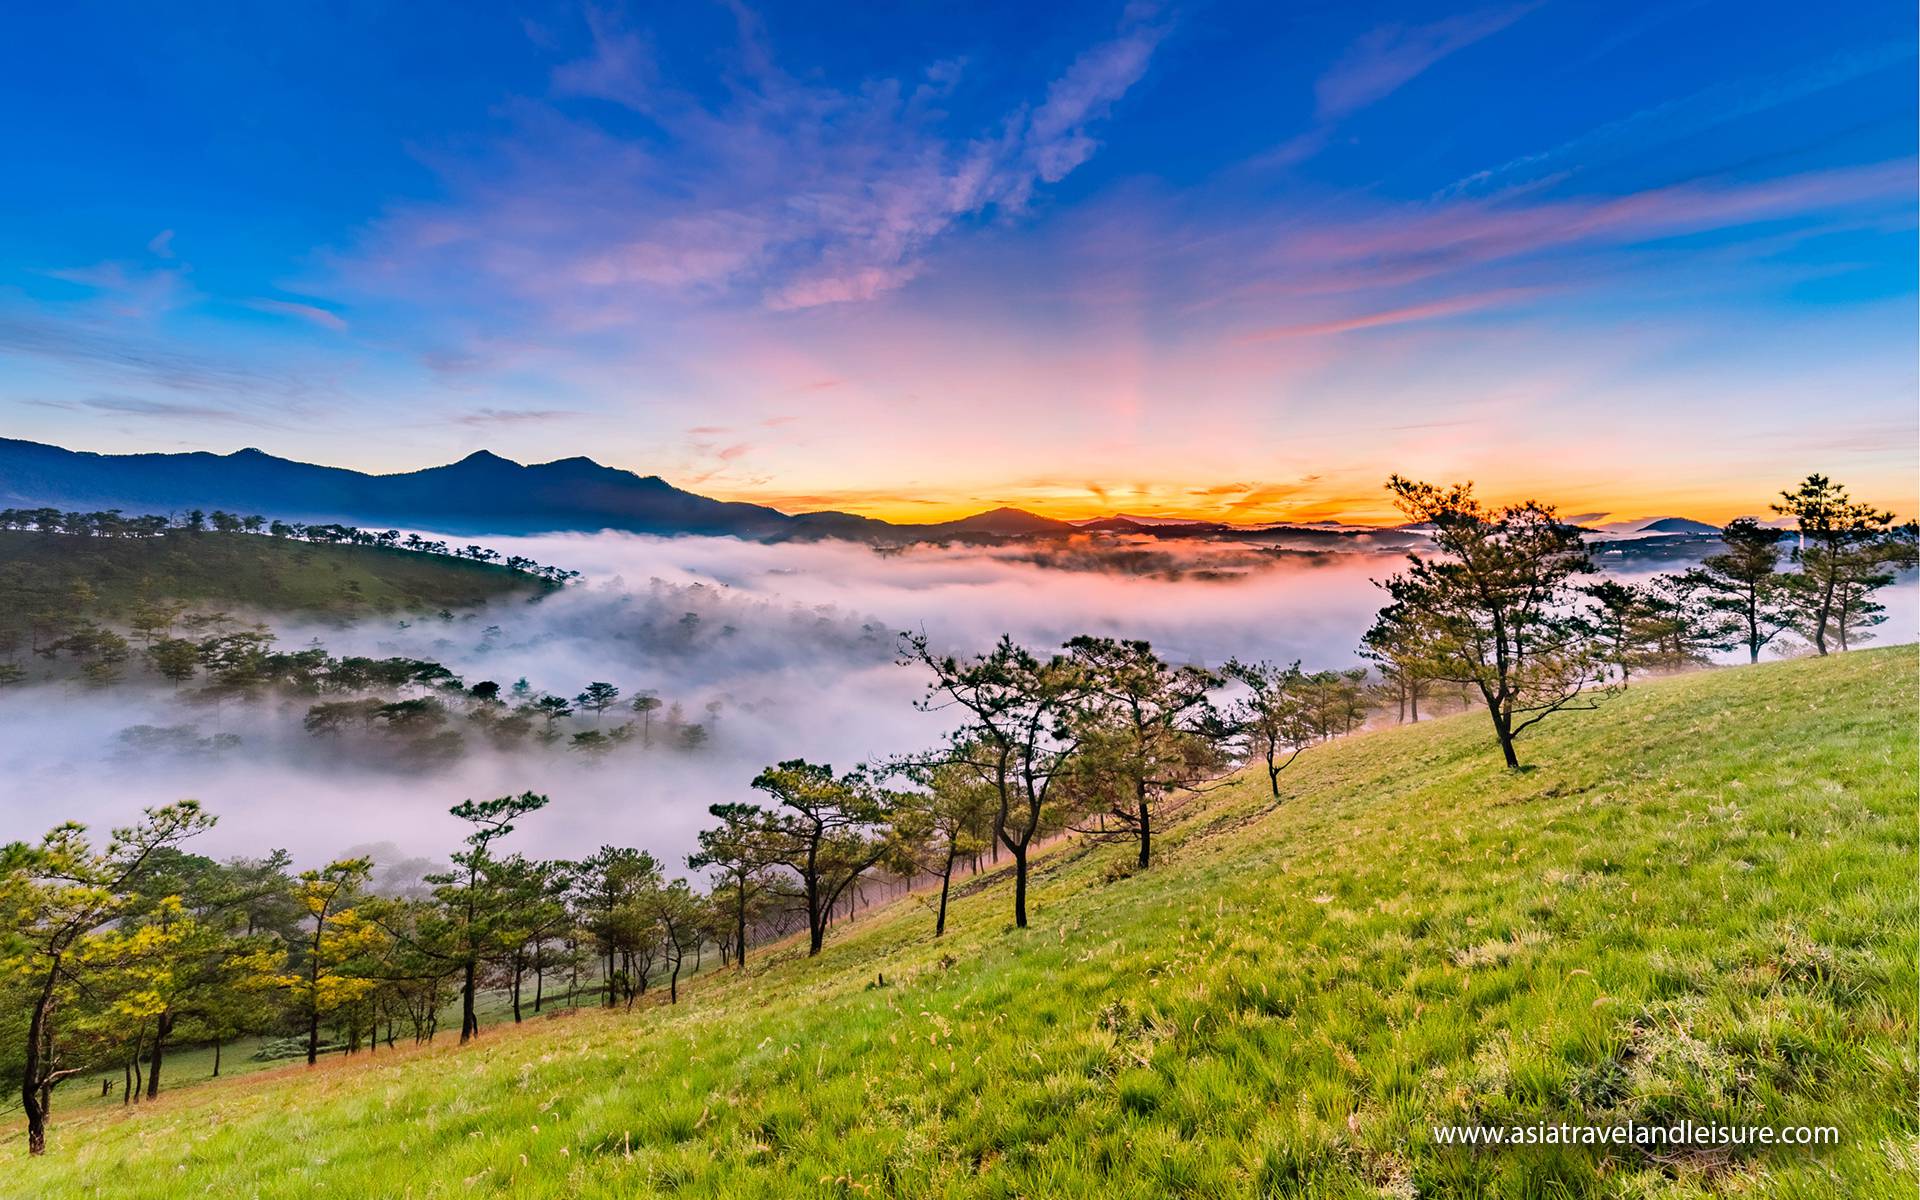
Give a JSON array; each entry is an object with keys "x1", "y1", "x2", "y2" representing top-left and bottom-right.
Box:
[{"x1": 0, "y1": 438, "x2": 1720, "y2": 554}]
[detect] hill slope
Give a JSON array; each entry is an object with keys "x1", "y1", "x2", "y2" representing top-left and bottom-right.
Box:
[
  {"x1": 9, "y1": 649, "x2": 1915, "y2": 1197},
  {"x1": 0, "y1": 529, "x2": 551, "y2": 625}
]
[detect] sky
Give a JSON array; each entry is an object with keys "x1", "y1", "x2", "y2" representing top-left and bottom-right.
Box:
[{"x1": 1, "y1": 1, "x2": 1914, "y2": 523}]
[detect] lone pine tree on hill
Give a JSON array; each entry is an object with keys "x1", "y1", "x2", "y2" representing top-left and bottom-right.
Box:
[{"x1": 1370, "y1": 476, "x2": 1608, "y2": 769}]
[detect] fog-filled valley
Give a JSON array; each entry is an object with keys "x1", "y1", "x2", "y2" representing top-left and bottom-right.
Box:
[
  {"x1": 5, "y1": 527, "x2": 1912, "y2": 872},
  {"x1": 0, "y1": 533, "x2": 1395, "y2": 867}
]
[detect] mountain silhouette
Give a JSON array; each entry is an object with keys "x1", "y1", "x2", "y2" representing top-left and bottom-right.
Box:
[
  {"x1": 0, "y1": 439, "x2": 792, "y2": 537},
  {"x1": 0, "y1": 439, "x2": 1100, "y2": 543}
]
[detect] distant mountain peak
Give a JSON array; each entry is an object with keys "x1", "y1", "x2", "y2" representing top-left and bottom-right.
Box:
[
  {"x1": 936, "y1": 506, "x2": 1076, "y2": 535},
  {"x1": 1595, "y1": 515, "x2": 1720, "y2": 536},
  {"x1": 1636, "y1": 516, "x2": 1720, "y2": 535},
  {"x1": 454, "y1": 449, "x2": 518, "y2": 467}
]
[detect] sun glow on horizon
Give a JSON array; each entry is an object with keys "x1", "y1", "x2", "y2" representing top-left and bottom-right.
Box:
[{"x1": 704, "y1": 469, "x2": 1919, "y2": 528}]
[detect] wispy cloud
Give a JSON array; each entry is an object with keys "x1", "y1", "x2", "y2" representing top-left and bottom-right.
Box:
[
  {"x1": 0, "y1": 315, "x2": 324, "y2": 403},
  {"x1": 452, "y1": 407, "x2": 582, "y2": 428},
  {"x1": 348, "y1": 4, "x2": 1168, "y2": 327},
  {"x1": 1202, "y1": 159, "x2": 1914, "y2": 330},
  {"x1": 26, "y1": 394, "x2": 289, "y2": 428},
  {"x1": 1440, "y1": 42, "x2": 1916, "y2": 200},
  {"x1": 1260, "y1": 5, "x2": 1535, "y2": 169},
  {"x1": 1315, "y1": 6, "x2": 1536, "y2": 119},
  {"x1": 1280, "y1": 161, "x2": 1912, "y2": 283},
  {"x1": 38, "y1": 258, "x2": 192, "y2": 319},
  {"x1": 246, "y1": 297, "x2": 348, "y2": 332},
  {"x1": 1240, "y1": 290, "x2": 1535, "y2": 342}
]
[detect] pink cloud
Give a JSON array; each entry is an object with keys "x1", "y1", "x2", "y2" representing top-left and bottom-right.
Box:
[
  {"x1": 1239, "y1": 290, "x2": 1535, "y2": 342},
  {"x1": 247, "y1": 298, "x2": 349, "y2": 332},
  {"x1": 1280, "y1": 161, "x2": 1913, "y2": 282},
  {"x1": 344, "y1": 6, "x2": 1167, "y2": 326}
]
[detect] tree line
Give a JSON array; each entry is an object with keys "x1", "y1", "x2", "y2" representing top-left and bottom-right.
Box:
[
  {"x1": 0, "y1": 506, "x2": 582, "y2": 586},
  {"x1": 1360, "y1": 472, "x2": 1913, "y2": 768},
  {"x1": 3, "y1": 471, "x2": 1910, "y2": 1155}
]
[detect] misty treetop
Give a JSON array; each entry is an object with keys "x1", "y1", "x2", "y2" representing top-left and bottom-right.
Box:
[{"x1": 0, "y1": 582, "x2": 722, "y2": 766}]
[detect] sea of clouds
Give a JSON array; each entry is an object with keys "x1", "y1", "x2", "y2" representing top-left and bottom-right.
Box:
[{"x1": 1, "y1": 532, "x2": 1910, "y2": 872}]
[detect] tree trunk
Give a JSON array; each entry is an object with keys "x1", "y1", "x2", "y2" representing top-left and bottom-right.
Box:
[
  {"x1": 935, "y1": 845, "x2": 956, "y2": 938},
  {"x1": 146, "y1": 1012, "x2": 172, "y2": 1099},
  {"x1": 305, "y1": 927, "x2": 323, "y2": 1066},
  {"x1": 22, "y1": 967, "x2": 55, "y2": 1154},
  {"x1": 736, "y1": 884, "x2": 748, "y2": 970},
  {"x1": 1012, "y1": 845, "x2": 1029, "y2": 928},
  {"x1": 1136, "y1": 786, "x2": 1152, "y2": 870},
  {"x1": 212, "y1": 1037, "x2": 222, "y2": 1077},
  {"x1": 806, "y1": 857, "x2": 825, "y2": 956},
  {"x1": 1813, "y1": 565, "x2": 1837, "y2": 655},
  {"x1": 460, "y1": 959, "x2": 479, "y2": 1041}
]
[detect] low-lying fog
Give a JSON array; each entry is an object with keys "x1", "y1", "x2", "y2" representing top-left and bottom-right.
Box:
[{"x1": 5, "y1": 532, "x2": 1912, "y2": 871}]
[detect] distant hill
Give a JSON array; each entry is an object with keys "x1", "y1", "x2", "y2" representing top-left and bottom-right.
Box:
[
  {"x1": 0, "y1": 528, "x2": 550, "y2": 628},
  {"x1": 1635, "y1": 516, "x2": 1721, "y2": 535},
  {"x1": 1073, "y1": 516, "x2": 1149, "y2": 532},
  {"x1": 1594, "y1": 515, "x2": 1721, "y2": 536},
  {"x1": 919, "y1": 506, "x2": 1078, "y2": 537}
]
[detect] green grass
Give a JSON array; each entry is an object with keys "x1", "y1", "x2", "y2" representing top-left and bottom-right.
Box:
[
  {"x1": 9, "y1": 648, "x2": 1915, "y2": 1197},
  {"x1": 0, "y1": 529, "x2": 549, "y2": 624}
]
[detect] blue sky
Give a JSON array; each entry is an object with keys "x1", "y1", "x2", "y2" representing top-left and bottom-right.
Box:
[{"x1": 1, "y1": 1, "x2": 1913, "y2": 521}]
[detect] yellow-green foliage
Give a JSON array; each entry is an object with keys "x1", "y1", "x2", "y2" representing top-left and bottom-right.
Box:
[{"x1": 9, "y1": 648, "x2": 1915, "y2": 1198}]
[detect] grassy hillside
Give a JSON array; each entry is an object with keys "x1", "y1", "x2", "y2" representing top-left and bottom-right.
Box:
[
  {"x1": 0, "y1": 529, "x2": 550, "y2": 623},
  {"x1": 9, "y1": 649, "x2": 1915, "y2": 1198}
]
